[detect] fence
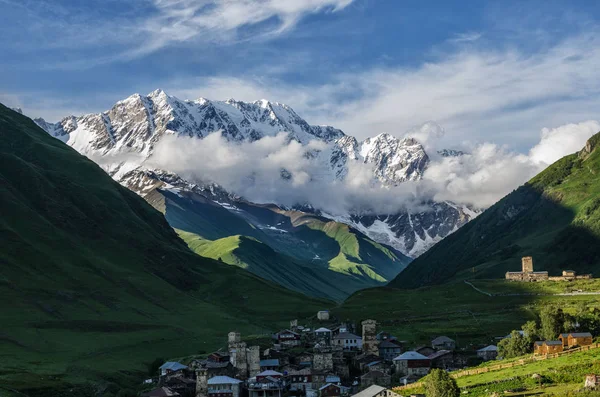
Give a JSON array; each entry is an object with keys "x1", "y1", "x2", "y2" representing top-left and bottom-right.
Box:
[{"x1": 392, "y1": 342, "x2": 600, "y2": 392}]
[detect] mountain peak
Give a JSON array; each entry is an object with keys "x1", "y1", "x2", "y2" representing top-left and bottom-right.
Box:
[
  {"x1": 148, "y1": 88, "x2": 168, "y2": 99},
  {"x1": 579, "y1": 131, "x2": 600, "y2": 160}
]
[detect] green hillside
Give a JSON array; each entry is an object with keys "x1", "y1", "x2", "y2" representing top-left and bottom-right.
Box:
[
  {"x1": 400, "y1": 348, "x2": 600, "y2": 396},
  {"x1": 178, "y1": 231, "x2": 371, "y2": 301},
  {"x1": 392, "y1": 132, "x2": 600, "y2": 288},
  {"x1": 336, "y1": 279, "x2": 600, "y2": 346},
  {"x1": 0, "y1": 104, "x2": 329, "y2": 393},
  {"x1": 147, "y1": 188, "x2": 411, "y2": 300}
]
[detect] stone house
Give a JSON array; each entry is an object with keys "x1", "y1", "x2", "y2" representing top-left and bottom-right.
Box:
[
  {"x1": 393, "y1": 351, "x2": 430, "y2": 377},
  {"x1": 505, "y1": 257, "x2": 549, "y2": 281},
  {"x1": 414, "y1": 346, "x2": 435, "y2": 357},
  {"x1": 260, "y1": 359, "x2": 280, "y2": 372},
  {"x1": 353, "y1": 353, "x2": 381, "y2": 372},
  {"x1": 333, "y1": 332, "x2": 363, "y2": 351},
  {"x1": 431, "y1": 336, "x2": 455, "y2": 351},
  {"x1": 248, "y1": 371, "x2": 287, "y2": 397},
  {"x1": 288, "y1": 368, "x2": 313, "y2": 396},
  {"x1": 350, "y1": 385, "x2": 401, "y2": 397},
  {"x1": 207, "y1": 376, "x2": 243, "y2": 397},
  {"x1": 476, "y1": 345, "x2": 498, "y2": 361},
  {"x1": 159, "y1": 362, "x2": 188, "y2": 377},
  {"x1": 276, "y1": 330, "x2": 302, "y2": 347},
  {"x1": 315, "y1": 328, "x2": 333, "y2": 345},
  {"x1": 163, "y1": 376, "x2": 196, "y2": 396},
  {"x1": 319, "y1": 383, "x2": 349, "y2": 397},
  {"x1": 534, "y1": 341, "x2": 564, "y2": 355},
  {"x1": 427, "y1": 350, "x2": 454, "y2": 370},
  {"x1": 378, "y1": 340, "x2": 402, "y2": 362},
  {"x1": 295, "y1": 352, "x2": 313, "y2": 368},
  {"x1": 559, "y1": 332, "x2": 593, "y2": 348},
  {"x1": 192, "y1": 355, "x2": 235, "y2": 379},
  {"x1": 318, "y1": 311, "x2": 330, "y2": 321},
  {"x1": 398, "y1": 374, "x2": 421, "y2": 386},
  {"x1": 142, "y1": 387, "x2": 181, "y2": 397},
  {"x1": 360, "y1": 370, "x2": 391, "y2": 387}
]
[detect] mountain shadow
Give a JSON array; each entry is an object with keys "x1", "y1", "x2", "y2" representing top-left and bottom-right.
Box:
[
  {"x1": 0, "y1": 104, "x2": 330, "y2": 392},
  {"x1": 392, "y1": 133, "x2": 600, "y2": 288}
]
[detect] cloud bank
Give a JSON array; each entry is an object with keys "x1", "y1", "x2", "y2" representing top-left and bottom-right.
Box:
[{"x1": 147, "y1": 120, "x2": 599, "y2": 215}]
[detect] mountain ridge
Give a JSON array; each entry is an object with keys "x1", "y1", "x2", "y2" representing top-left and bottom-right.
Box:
[
  {"x1": 33, "y1": 89, "x2": 477, "y2": 258},
  {"x1": 0, "y1": 103, "x2": 332, "y2": 392},
  {"x1": 391, "y1": 131, "x2": 600, "y2": 288}
]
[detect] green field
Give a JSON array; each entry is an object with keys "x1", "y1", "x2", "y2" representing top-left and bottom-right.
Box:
[
  {"x1": 335, "y1": 279, "x2": 600, "y2": 346},
  {"x1": 400, "y1": 348, "x2": 600, "y2": 396}
]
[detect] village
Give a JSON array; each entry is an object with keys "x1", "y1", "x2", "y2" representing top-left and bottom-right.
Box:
[
  {"x1": 138, "y1": 256, "x2": 600, "y2": 397},
  {"x1": 140, "y1": 306, "x2": 597, "y2": 397}
]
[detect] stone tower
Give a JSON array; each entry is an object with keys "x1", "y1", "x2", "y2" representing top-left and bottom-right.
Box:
[
  {"x1": 228, "y1": 331, "x2": 242, "y2": 348},
  {"x1": 362, "y1": 319, "x2": 379, "y2": 355},
  {"x1": 522, "y1": 256, "x2": 533, "y2": 273},
  {"x1": 228, "y1": 331, "x2": 248, "y2": 379},
  {"x1": 195, "y1": 367, "x2": 208, "y2": 397},
  {"x1": 247, "y1": 345, "x2": 261, "y2": 378}
]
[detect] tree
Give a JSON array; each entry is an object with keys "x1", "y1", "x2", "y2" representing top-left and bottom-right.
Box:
[
  {"x1": 498, "y1": 330, "x2": 531, "y2": 358},
  {"x1": 540, "y1": 306, "x2": 568, "y2": 340},
  {"x1": 424, "y1": 368, "x2": 460, "y2": 397},
  {"x1": 147, "y1": 357, "x2": 165, "y2": 376},
  {"x1": 116, "y1": 390, "x2": 136, "y2": 397},
  {"x1": 522, "y1": 320, "x2": 540, "y2": 344}
]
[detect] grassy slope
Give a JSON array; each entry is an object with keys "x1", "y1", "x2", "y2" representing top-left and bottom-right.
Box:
[
  {"x1": 400, "y1": 348, "x2": 600, "y2": 396},
  {"x1": 335, "y1": 279, "x2": 600, "y2": 346},
  {"x1": 152, "y1": 190, "x2": 411, "y2": 300},
  {"x1": 282, "y1": 210, "x2": 408, "y2": 281},
  {"x1": 0, "y1": 104, "x2": 330, "y2": 392},
  {"x1": 177, "y1": 230, "x2": 369, "y2": 302},
  {"x1": 392, "y1": 132, "x2": 600, "y2": 288}
]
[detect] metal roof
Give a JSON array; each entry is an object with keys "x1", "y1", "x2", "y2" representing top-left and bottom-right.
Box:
[
  {"x1": 159, "y1": 362, "x2": 188, "y2": 371},
  {"x1": 477, "y1": 345, "x2": 498, "y2": 352},
  {"x1": 568, "y1": 332, "x2": 593, "y2": 337},
  {"x1": 428, "y1": 350, "x2": 452, "y2": 360},
  {"x1": 319, "y1": 383, "x2": 340, "y2": 391},
  {"x1": 393, "y1": 351, "x2": 429, "y2": 361},
  {"x1": 260, "y1": 359, "x2": 280, "y2": 367},
  {"x1": 257, "y1": 370, "x2": 283, "y2": 377},
  {"x1": 333, "y1": 332, "x2": 361, "y2": 340},
  {"x1": 542, "y1": 340, "x2": 563, "y2": 346},
  {"x1": 350, "y1": 385, "x2": 386, "y2": 397},
  {"x1": 208, "y1": 376, "x2": 242, "y2": 385},
  {"x1": 315, "y1": 327, "x2": 332, "y2": 333},
  {"x1": 378, "y1": 340, "x2": 401, "y2": 349},
  {"x1": 431, "y1": 336, "x2": 455, "y2": 344}
]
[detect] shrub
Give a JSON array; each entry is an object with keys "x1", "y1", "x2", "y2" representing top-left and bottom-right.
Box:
[{"x1": 424, "y1": 369, "x2": 460, "y2": 397}]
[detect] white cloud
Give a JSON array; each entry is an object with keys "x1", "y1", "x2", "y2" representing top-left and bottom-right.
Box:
[
  {"x1": 422, "y1": 120, "x2": 599, "y2": 208},
  {"x1": 529, "y1": 120, "x2": 600, "y2": 165},
  {"x1": 159, "y1": 31, "x2": 600, "y2": 152},
  {"x1": 144, "y1": 119, "x2": 599, "y2": 214},
  {"x1": 449, "y1": 32, "x2": 483, "y2": 43},
  {"x1": 143, "y1": 0, "x2": 354, "y2": 52}
]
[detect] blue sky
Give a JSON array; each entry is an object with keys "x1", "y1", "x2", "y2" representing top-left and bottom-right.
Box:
[{"x1": 2, "y1": 0, "x2": 600, "y2": 151}]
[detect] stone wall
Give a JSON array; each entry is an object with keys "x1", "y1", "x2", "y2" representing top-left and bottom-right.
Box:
[{"x1": 313, "y1": 352, "x2": 334, "y2": 372}]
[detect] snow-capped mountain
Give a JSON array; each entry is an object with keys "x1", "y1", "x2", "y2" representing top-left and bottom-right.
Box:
[{"x1": 34, "y1": 89, "x2": 477, "y2": 257}]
